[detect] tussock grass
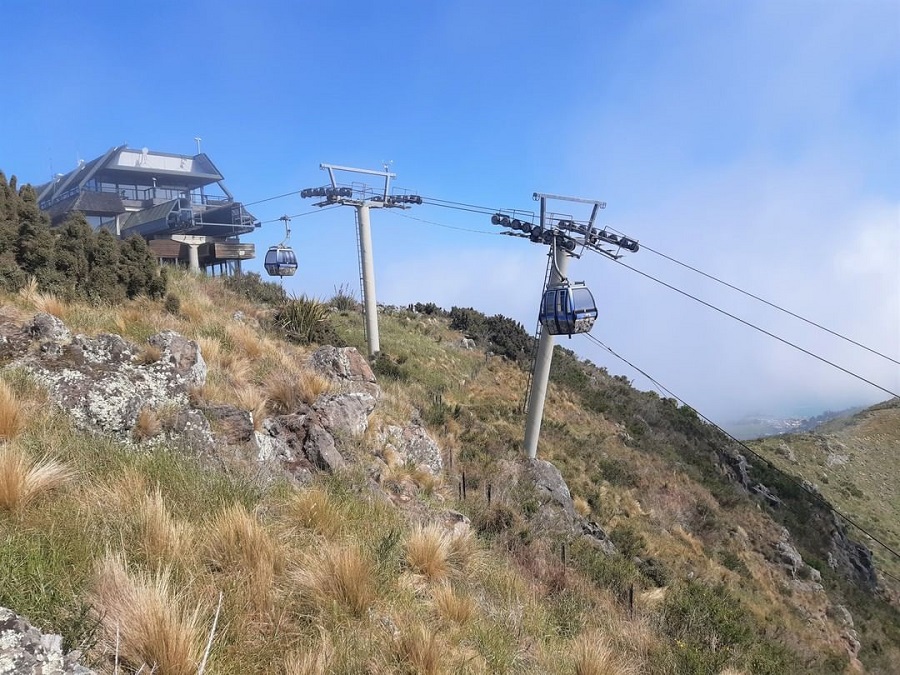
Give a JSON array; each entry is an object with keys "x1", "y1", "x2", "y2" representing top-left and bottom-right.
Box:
[
  {"x1": 286, "y1": 486, "x2": 343, "y2": 538},
  {"x1": 227, "y1": 322, "x2": 264, "y2": 360},
  {"x1": 133, "y1": 407, "x2": 162, "y2": 441},
  {"x1": 266, "y1": 370, "x2": 330, "y2": 414},
  {"x1": 573, "y1": 495, "x2": 591, "y2": 517},
  {"x1": 138, "y1": 487, "x2": 195, "y2": 565},
  {"x1": 406, "y1": 523, "x2": 450, "y2": 581},
  {"x1": 406, "y1": 523, "x2": 475, "y2": 582},
  {"x1": 89, "y1": 468, "x2": 148, "y2": 515},
  {"x1": 293, "y1": 542, "x2": 375, "y2": 616},
  {"x1": 135, "y1": 343, "x2": 162, "y2": 365},
  {"x1": 204, "y1": 503, "x2": 279, "y2": 611},
  {"x1": 0, "y1": 445, "x2": 73, "y2": 513},
  {"x1": 432, "y1": 584, "x2": 474, "y2": 625},
  {"x1": 0, "y1": 378, "x2": 25, "y2": 441},
  {"x1": 284, "y1": 636, "x2": 333, "y2": 675},
  {"x1": 395, "y1": 623, "x2": 444, "y2": 675},
  {"x1": 90, "y1": 553, "x2": 204, "y2": 675},
  {"x1": 571, "y1": 631, "x2": 633, "y2": 675},
  {"x1": 232, "y1": 385, "x2": 268, "y2": 430}
]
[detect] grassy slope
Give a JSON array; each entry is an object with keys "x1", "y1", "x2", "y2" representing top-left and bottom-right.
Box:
[{"x1": 0, "y1": 272, "x2": 897, "y2": 673}]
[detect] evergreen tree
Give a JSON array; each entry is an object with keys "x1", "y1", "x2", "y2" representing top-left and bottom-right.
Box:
[
  {"x1": 0, "y1": 172, "x2": 17, "y2": 255},
  {"x1": 88, "y1": 228, "x2": 124, "y2": 302},
  {"x1": 54, "y1": 212, "x2": 94, "y2": 296},
  {"x1": 15, "y1": 184, "x2": 58, "y2": 287},
  {"x1": 118, "y1": 234, "x2": 165, "y2": 299}
]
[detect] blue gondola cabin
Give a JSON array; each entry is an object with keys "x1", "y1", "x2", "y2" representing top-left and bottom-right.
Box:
[
  {"x1": 539, "y1": 282, "x2": 597, "y2": 336},
  {"x1": 264, "y1": 246, "x2": 298, "y2": 277}
]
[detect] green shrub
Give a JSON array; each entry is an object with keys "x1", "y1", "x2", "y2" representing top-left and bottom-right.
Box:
[
  {"x1": 163, "y1": 293, "x2": 181, "y2": 314},
  {"x1": 571, "y1": 539, "x2": 638, "y2": 599},
  {"x1": 372, "y1": 353, "x2": 407, "y2": 381},
  {"x1": 330, "y1": 283, "x2": 358, "y2": 311},
  {"x1": 274, "y1": 295, "x2": 332, "y2": 344},
  {"x1": 609, "y1": 523, "x2": 646, "y2": 558},
  {"x1": 224, "y1": 272, "x2": 287, "y2": 306}
]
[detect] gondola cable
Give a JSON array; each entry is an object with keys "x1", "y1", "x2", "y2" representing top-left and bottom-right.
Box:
[
  {"x1": 607, "y1": 257, "x2": 899, "y2": 400},
  {"x1": 633, "y1": 241, "x2": 900, "y2": 367},
  {"x1": 419, "y1": 195, "x2": 895, "y2": 367}
]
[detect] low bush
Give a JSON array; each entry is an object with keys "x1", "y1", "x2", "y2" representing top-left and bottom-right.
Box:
[{"x1": 223, "y1": 272, "x2": 286, "y2": 306}]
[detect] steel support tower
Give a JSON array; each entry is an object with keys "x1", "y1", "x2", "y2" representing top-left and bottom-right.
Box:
[
  {"x1": 302, "y1": 164, "x2": 421, "y2": 359},
  {"x1": 491, "y1": 192, "x2": 640, "y2": 459}
]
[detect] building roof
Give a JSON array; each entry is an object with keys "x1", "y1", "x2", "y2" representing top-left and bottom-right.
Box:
[
  {"x1": 44, "y1": 190, "x2": 125, "y2": 222},
  {"x1": 36, "y1": 145, "x2": 227, "y2": 207}
]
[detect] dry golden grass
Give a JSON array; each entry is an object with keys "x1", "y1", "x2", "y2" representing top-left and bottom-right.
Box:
[
  {"x1": 90, "y1": 553, "x2": 204, "y2": 675},
  {"x1": 571, "y1": 630, "x2": 634, "y2": 675},
  {"x1": 133, "y1": 407, "x2": 162, "y2": 442},
  {"x1": 286, "y1": 486, "x2": 343, "y2": 538},
  {"x1": 204, "y1": 503, "x2": 279, "y2": 612},
  {"x1": 36, "y1": 293, "x2": 67, "y2": 318},
  {"x1": 573, "y1": 495, "x2": 591, "y2": 517},
  {"x1": 220, "y1": 351, "x2": 252, "y2": 388},
  {"x1": 135, "y1": 343, "x2": 163, "y2": 365},
  {"x1": 283, "y1": 636, "x2": 333, "y2": 675},
  {"x1": 227, "y1": 322, "x2": 264, "y2": 360},
  {"x1": 406, "y1": 523, "x2": 475, "y2": 582},
  {"x1": 406, "y1": 523, "x2": 450, "y2": 581},
  {"x1": 0, "y1": 445, "x2": 73, "y2": 513},
  {"x1": 639, "y1": 586, "x2": 667, "y2": 609},
  {"x1": 197, "y1": 336, "x2": 222, "y2": 368},
  {"x1": 0, "y1": 379, "x2": 25, "y2": 441},
  {"x1": 293, "y1": 542, "x2": 375, "y2": 617},
  {"x1": 395, "y1": 623, "x2": 444, "y2": 675},
  {"x1": 138, "y1": 487, "x2": 195, "y2": 565},
  {"x1": 86, "y1": 468, "x2": 148, "y2": 516},
  {"x1": 445, "y1": 526, "x2": 476, "y2": 571},
  {"x1": 232, "y1": 385, "x2": 268, "y2": 430},
  {"x1": 432, "y1": 584, "x2": 474, "y2": 625},
  {"x1": 266, "y1": 370, "x2": 330, "y2": 415}
]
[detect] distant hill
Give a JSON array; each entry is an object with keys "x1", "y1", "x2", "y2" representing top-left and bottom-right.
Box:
[{"x1": 727, "y1": 405, "x2": 867, "y2": 440}]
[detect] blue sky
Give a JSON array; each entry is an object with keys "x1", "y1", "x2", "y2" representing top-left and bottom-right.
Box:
[{"x1": 3, "y1": 1, "x2": 898, "y2": 422}]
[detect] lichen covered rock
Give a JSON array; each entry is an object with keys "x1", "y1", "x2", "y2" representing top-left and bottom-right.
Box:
[{"x1": 0, "y1": 607, "x2": 95, "y2": 674}]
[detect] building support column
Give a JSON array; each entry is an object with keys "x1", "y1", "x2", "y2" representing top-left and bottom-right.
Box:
[{"x1": 187, "y1": 244, "x2": 200, "y2": 274}]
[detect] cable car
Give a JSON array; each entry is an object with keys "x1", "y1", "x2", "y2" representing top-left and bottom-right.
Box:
[
  {"x1": 539, "y1": 281, "x2": 597, "y2": 336},
  {"x1": 264, "y1": 215, "x2": 298, "y2": 277},
  {"x1": 264, "y1": 246, "x2": 298, "y2": 277}
]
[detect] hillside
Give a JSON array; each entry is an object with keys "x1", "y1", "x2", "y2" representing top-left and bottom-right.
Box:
[
  {"x1": 750, "y1": 400, "x2": 900, "y2": 585},
  {"x1": 1, "y1": 180, "x2": 899, "y2": 674}
]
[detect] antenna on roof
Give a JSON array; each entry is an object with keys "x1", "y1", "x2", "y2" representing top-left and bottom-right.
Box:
[{"x1": 194, "y1": 137, "x2": 202, "y2": 155}]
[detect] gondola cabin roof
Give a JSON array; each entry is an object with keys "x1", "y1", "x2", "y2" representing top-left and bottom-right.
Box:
[
  {"x1": 264, "y1": 245, "x2": 298, "y2": 277},
  {"x1": 539, "y1": 282, "x2": 597, "y2": 336}
]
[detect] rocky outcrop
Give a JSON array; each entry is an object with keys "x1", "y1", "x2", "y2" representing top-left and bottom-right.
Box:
[
  {"x1": 315, "y1": 392, "x2": 377, "y2": 438},
  {"x1": 0, "y1": 607, "x2": 95, "y2": 674},
  {"x1": 378, "y1": 424, "x2": 443, "y2": 475},
  {"x1": 528, "y1": 458, "x2": 578, "y2": 534},
  {"x1": 0, "y1": 315, "x2": 383, "y2": 485},
  {"x1": 772, "y1": 527, "x2": 822, "y2": 585},
  {"x1": 718, "y1": 447, "x2": 782, "y2": 507},
  {"x1": 308, "y1": 345, "x2": 380, "y2": 400},
  {"x1": 5, "y1": 314, "x2": 213, "y2": 448},
  {"x1": 146, "y1": 330, "x2": 207, "y2": 388},
  {"x1": 827, "y1": 514, "x2": 879, "y2": 590},
  {"x1": 524, "y1": 458, "x2": 617, "y2": 553}
]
